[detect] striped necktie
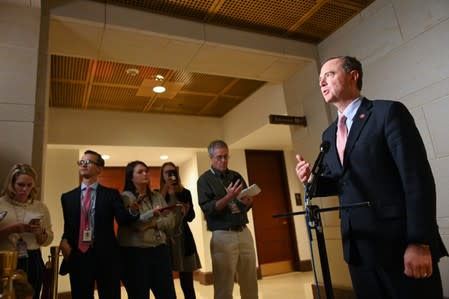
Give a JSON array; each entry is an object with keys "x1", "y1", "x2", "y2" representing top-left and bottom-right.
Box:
[
  {"x1": 78, "y1": 186, "x2": 92, "y2": 253},
  {"x1": 336, "y1": 115, "x2": 348, "y2": 165}
]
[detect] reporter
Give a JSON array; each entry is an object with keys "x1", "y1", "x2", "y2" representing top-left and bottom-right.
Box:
[
  {"x1": 160, "y1": 162, "x2": 201, "y2": 299},
  {"x1": 117, "y1": 160, "x2": 176, "y2": 299},
  {"x1": 0, "y1": 163, "x2": 54, "y2": 299}
]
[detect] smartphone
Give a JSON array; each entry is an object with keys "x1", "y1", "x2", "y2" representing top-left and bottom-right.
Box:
[
  {"x1": 29, "y1": 218, "x2": 41, "y2": 225},
  {"x1": 0, "y1": 211, "x2": 7, "y2": 222}
]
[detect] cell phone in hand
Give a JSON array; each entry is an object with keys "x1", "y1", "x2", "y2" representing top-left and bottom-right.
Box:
[
  {"x1": 29, "y1": 218, "x2": 41, "y2": 225},
  {"x1": 0, "y1": 211, "x2": 7, "y2": 222}
]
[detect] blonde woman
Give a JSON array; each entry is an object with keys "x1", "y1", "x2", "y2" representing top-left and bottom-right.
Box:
[{"x1": 0, "y1": 163, "x2": 53, "y2": 299}]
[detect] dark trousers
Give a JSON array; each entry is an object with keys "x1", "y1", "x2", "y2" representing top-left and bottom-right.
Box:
[
  {"x1": 179, "y1": 271, "x2": 196, "y2": 299},
  {"x1": 17, "y1": 249, "x2": 45, "y2": 299},
  {"x1": 349, "y1": 263, "x2": 444, "y2": 299},
  {"x1": 68, "y1": 248, "x2": 121, "y2": 299},
  {"x1": 121, "y1": 245, "x2": 176, "y2": 299}
]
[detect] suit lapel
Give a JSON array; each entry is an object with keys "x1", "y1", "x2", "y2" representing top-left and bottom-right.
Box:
[
  {"x1": 94, "y1": 184, "x2": 102, "y2": 221},
  {"x1": 343, "y1": 98, "x2": 373, "y2": 165},
  {"x1": 328, "y1": 119, "x2": 342, "y2": 170},
  {"x1": 72, "y1": 188, "x2": 82, "y2": 234}
]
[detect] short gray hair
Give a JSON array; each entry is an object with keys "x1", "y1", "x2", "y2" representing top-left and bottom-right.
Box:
[{"x1": 207, "y1": 140, "x2": 228, "y2": 156}]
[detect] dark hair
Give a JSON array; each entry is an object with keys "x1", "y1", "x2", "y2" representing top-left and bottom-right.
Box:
[
  {"x1": 160, "y1": 162, "x2": 183, "y2": 193},
  {"x1": 207, "y1": 140, "x2": 228, "y2": 157},
  {"x1": 84, "y1": 150, "x2": 105, "y2": 167},
  {"x1": 323, "y1": 56, "x2": 363, "y2": 90},
  {"x1": 123, "y1": 160, "x2": 151, "y2": 196}
]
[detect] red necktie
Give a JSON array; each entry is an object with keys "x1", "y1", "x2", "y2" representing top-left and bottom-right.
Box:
[
  {"x1": 336, "y1": 115, "x2": 348, "y2": 165},
  {"x1": 78, "y1": 186, "x2": 91, "y2": 253}
]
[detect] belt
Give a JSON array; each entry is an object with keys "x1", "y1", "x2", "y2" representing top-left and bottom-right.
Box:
[{"x1": 223, "y1": 225, "x2": 246, "y2": 232}]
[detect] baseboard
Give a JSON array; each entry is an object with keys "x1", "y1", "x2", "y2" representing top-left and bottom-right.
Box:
[
  {"x1": 194, "y1": 266, "x2": 262, "y2": 286},
  {"x1": 312, "y1": 283, "x2": 355, "y2": 299},
  {"x1": 57, "y1": 292, "x2": 71, "y2": 299},
  {"x1": 299, "y1": 259, "x2": 312, "y2": 271}
]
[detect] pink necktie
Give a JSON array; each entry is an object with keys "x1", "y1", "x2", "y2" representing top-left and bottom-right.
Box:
[
  {"x1": 336, "y1": 115, "x2": 348, "y2": 165},
  {"x1": 78, "y1": 186, "x2": 91, "y2": 253}
]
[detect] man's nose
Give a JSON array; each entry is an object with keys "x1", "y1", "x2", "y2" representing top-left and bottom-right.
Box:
[{"x1": 319, "y1": 77, "x2": 327, "y2": 87}]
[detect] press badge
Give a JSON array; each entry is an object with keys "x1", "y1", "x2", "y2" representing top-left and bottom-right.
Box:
[
  {"x1": 82, "y1": 229, "x2": 92, "y2": 242},
  {"x1": 229, "y1": 201, "x2": 240, "y2": 214},
  {"x1": 16, "y1": 238, "x2": 28, "y2": 258}
]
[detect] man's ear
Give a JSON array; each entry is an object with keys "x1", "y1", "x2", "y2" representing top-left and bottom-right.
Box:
[
  {"x1": 96, "y1": 166, "x2": 103, "y2": 174},
  {"x1": 350, "y1": 70, "x2": 359, "y2": 83}
]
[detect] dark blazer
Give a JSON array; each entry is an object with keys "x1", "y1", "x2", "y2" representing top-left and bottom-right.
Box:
[
  {"x1": 60, "y1": 184, "x2": 137, "y2": 275},
  {"x1": 315, "y1": 98, "x2": 447, "y2": 268}
]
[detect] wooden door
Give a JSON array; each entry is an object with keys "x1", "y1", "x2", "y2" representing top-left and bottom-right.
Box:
[
  {"x1": 97, "y1": 166, "x2": 161, "y2": 191},
  {"x1": 245, "y1": 150, "x2": 299, "y2": 276}
]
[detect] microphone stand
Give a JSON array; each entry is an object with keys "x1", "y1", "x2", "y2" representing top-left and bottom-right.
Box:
[{"x1": 273, "y1": 147, "x2": 370, "y2": 299}]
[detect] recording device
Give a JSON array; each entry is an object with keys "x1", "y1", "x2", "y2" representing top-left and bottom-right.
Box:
[
  {"x1": 29, "y1": 218, "x2": 42, "y2": 225},
  {"x1": 0, "y1": 211, "x2": 7, "y2": 222},
  {"x1": 307, "y1": 141, "x2": 331, "y2": 184},
  {"x1": 167, "y1": 170, "x2": 178, "y2": 183}
]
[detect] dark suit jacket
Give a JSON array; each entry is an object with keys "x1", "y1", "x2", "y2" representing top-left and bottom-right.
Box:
[
  {"x1": 315, "y1": 98, "x2": 447, "y2": 269},
  {"x1": 59, "y1": 184, "x2": 137, "y2": 275}
]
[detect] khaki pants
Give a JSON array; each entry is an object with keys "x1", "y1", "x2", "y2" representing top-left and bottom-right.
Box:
[{"x1": 211, "y1": 227, "x2": 259, "y2": 299}]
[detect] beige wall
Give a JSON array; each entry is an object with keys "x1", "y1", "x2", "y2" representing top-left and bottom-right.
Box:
[
  {"x1": 42, "y1": 148, "x2": 79, "y2": 293},
  {"x1": 47, "y1": 108, "x2": 223, "y2": 148},
  {"x1": 0, "y1": 3, "x2": 46, "y2": 183}
]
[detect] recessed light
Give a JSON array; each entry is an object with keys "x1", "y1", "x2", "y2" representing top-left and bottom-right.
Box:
[
  {"x1": 102, "y1": 154, "x2": 110, "y2": 160},
  {"x1": 160, "y1": 155, "x2": 168, "y2": 160},
  {"x1": 153, "y1": 86, "x2": 166, "y2": 93}
]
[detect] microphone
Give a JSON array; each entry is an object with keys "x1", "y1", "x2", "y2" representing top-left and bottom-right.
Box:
[{"x1": 307, "y1": 141, "x2": 331, "y2": 184}]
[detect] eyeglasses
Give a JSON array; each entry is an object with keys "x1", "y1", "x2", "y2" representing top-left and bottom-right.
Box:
[
  {"x1": 213, "y1": 154, "x2": 230, "y2": 161},
  {"x1": 77, "y1": 159, "x2": 99, "y2": 166}
]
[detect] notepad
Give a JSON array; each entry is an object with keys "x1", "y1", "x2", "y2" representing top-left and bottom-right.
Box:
[{"x1": 237, "y1": 184, "x2": 261, "y2": 199}]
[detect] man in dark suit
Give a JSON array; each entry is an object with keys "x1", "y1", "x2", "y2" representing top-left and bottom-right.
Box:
[
  {"x1": 59, "y1": 150, "x2": 138, "y2": 299},
  {"x1": 296, "y1": 56, "x2": 447, "y2": 299}
]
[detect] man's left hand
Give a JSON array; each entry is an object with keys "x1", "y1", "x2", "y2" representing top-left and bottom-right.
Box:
[
  {"x1": 403, "y1": 244, "x2": 432, "y2": 279},
  {"x1": 239, "y1": 196, "x2": 253, "y2": 207}
]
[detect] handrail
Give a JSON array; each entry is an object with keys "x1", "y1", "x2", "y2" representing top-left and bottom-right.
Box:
[{"x1": 42, "y1": 246, "x2": 60, "y2": 299}]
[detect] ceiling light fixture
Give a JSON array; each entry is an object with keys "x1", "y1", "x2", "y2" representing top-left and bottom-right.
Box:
[
  {"x1": 125, "y1": 68, "x2": 139, "y2": 76},
  {"x1": 152, "y1": 74, "x2": 166, "y2": 94},
  {"x1": 102, "y1": 154, "x2": 110, "y2": 160},
  {"x1": 160, "y1": 155, "x2": 168, "y2": 160},
  {"x1": 153, "y1": 85, "x2": 166, "y2": 93}
]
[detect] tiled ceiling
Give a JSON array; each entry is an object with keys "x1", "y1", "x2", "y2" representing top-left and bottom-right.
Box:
[{"x1": 50, "y1": 0, "x2": 374, "y2": 117}]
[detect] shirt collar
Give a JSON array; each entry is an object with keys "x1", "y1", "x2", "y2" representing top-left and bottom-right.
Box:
[
  {"x1": 210, "y1": 167, "x2": 228, "y2": 177},
  {"x1": 81, "y1": 182, "x2": 98, "y2": 191},
  {"x1": 339, "y1": 97, "x2": 362, "y2": 121}
]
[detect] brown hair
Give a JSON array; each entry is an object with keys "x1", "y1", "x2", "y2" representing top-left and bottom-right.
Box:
[
  {"x1": 1, "y1": 163, "x2": 38, "y2": 203},
  {"x1": 160, "y1": 162, "x2": 184, "y2": 193},
  {"x1": 322, "y1": 56, "x2": 363, "y2": 90}
]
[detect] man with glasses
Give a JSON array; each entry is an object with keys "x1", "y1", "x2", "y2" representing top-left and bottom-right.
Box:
[
  {"x1": 197, "y1": 140, "x2": 258, "y2": 299},
  {"x1": 59, "y1": 150, "x2": 139, "y2": 299}
]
